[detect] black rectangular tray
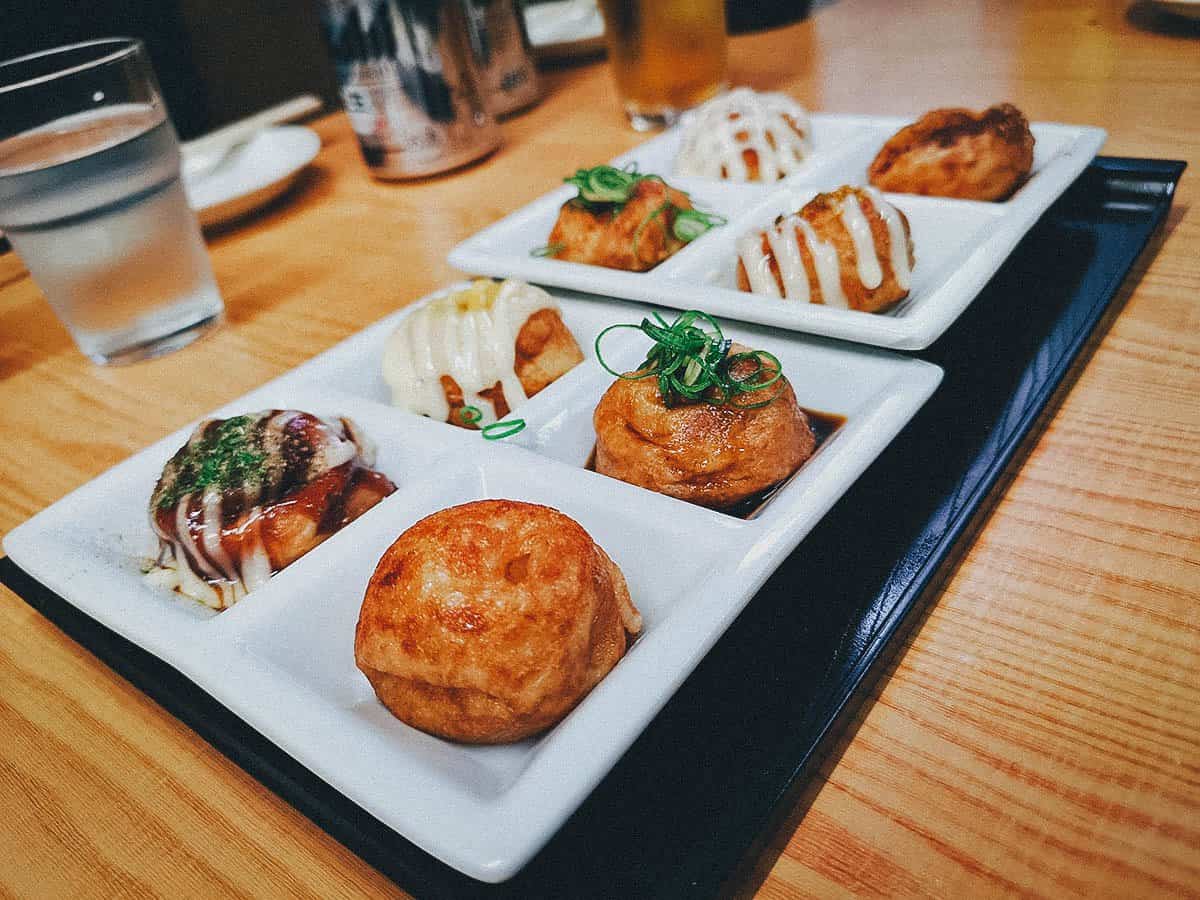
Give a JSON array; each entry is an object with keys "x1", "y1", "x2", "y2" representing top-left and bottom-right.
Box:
[{"x1": 1, "y1": 156, "x2": 1185, "y2": 899}]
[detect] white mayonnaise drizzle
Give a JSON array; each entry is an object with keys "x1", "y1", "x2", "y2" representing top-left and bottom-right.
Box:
[
  {"x1": 676, "y1": 88, "x2": 814, "y2": 182},
  {"x1": 381, "y1": 280, "x2": 557, "y2": 424},
  {"x1": 863, "y1": 185, "x2": 912, "y2": 290},
  {"x1": 148, "y1": 410, "x2": 373, "y2": 610},
  {"x1": 736, "y1": 189, "x2": 911, "y2": 308},
  {"x1": 839, "y1": 193, "x2": 883, "y2": 289}
]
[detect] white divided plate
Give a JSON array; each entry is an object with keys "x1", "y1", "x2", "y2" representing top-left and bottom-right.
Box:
[
  {"x1": 3, "y1": 286, "x2": 941, "y2": 882},
  {"x1": 448, "y1": 113, "x2": 1107, "y2": 350},
  {"x1": 184, "y1": 125, "x2": 321, "y2": 228}
]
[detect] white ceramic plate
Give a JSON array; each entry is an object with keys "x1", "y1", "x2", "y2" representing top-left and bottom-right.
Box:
[
  {"x1": 3, "y1": 286, "x2": 941, "y2": 882},
  {"x1": 448, "y1": 113, "x2": 1107, "y2": 350},
  {"x1": 183, "y1": 125, "x2": 321, "y2": 228},
  {"x1": 524, "y1": 0, "x2": 605, "y2": 59}
]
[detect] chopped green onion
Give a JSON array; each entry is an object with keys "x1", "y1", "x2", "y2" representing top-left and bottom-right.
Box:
[
  {"x1": 482, "y1": 419, "x2": 526, "y2": 440},
  {"x1": 586, "y1": 166, "x2": 635, "y2": 202},
  {"x1": 458, "y1": 405, "x2": 483, "y2": 426},
  {"x1": 531, "y1": 242, "x2": 566, "y2": 258},
  {"x1": 594, "y1": 309, "x2": 784, "y2": 409},
  {"x1": 672, "y1": 208, "x2": 727, "y2": 243},
  {"x1": 564, "y1": 165, "x2": 643, "y2": 206}
]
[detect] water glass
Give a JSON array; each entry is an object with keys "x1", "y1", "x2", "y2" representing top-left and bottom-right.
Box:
[{"x1": 0, "y1": 39, "x2": 223, "y2": 365}]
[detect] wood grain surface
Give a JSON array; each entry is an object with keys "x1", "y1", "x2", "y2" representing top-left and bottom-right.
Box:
[{"x1": 2, "y1": 1, "x2": 1198, "y2": 897}]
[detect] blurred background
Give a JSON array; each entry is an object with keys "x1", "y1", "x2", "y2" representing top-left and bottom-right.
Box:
[{"x1": 0, "y1": 0, "x2": 810, "y2": 139}]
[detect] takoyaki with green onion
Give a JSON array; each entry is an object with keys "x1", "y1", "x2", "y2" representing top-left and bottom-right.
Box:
[
  {"x1": 592, "y1": 311, "x2": 815, "y2": 510},
  {"x1": 538, "y1": 165, "x2": 725, "y2": 272}
]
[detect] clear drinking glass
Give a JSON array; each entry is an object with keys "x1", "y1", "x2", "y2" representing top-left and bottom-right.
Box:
[
  {"x1": 0, "y1": 38, "x2": 223, "y2": 365},
  {"x1": 598, "y1": 0, "x2": 728, "y2": 131}
]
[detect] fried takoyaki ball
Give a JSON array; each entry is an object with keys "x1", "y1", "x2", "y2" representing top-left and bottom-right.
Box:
[
  {"x1": 547, "y1": 177, "x2": 694, "y2": 272},
  {"x1": 868, "y1": 103, "x2": 1035, "y2": 201},
  {"x1": 593, "y1": 347, "x2": 816, "y2": 510},
  {"x1": 150, "y1": 411, "x2": 396, "y2": 609},
  {"x1": 383, "y1": 280, "x2": 584, "y2": 428},
  {"x1": 675, "y1": 87, "x2": 814, "y2": 182},
  {"x1": 355, "y1": 500, "x2": 642, "y2": 744},
  {"x1": 736, "y1": 186, "x2": 914, "y2": 314}
]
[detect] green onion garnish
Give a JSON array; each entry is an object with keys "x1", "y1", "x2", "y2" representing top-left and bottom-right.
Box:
[
  {"x1": 531, "y1": 242, "x2": 565, "y2": 258},
  {"x1": 458, "y1": 405, "x2": 525, "y2": 439},
  {"x1": 482, "y1": 419, "x2": 526, "y2": 440},
  {"x1": 564, "y1": 164, "x2": 654, "y2": 207},
  {"x1": 594, "y1": 310, "x2": 784, "y2": 409},
  {"x1": 672, "y1": 208, "x2": 726, "y2": 242}
]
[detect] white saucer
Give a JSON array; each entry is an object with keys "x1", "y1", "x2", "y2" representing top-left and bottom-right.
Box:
[
  {"x1": 183, "y1": 126, "x2": 321, "y2": 228},
  {"x1": 524, "y1": 0, "x2": 605, "y2": 59}
]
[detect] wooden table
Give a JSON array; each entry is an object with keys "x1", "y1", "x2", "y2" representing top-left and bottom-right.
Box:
[{"x1": 2, "y1": 1, "x2": 1197, "y2": 896}]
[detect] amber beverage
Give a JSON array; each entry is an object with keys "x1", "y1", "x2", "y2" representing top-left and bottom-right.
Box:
[{"x1": 599, "y1": 0, "x2": 728, "y2": 131}]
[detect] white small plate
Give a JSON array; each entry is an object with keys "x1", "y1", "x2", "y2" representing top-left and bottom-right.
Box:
[
  {"x1": 183, "y1": 125, "x2": 321, "y2": 228},
  {"x1": 524, "y1": 0, "x2": 606, "y2": 59},
  {"x1": 3, "y1": 286, "x2": 941, "y2": 882},
  {"x1": 448, "y1": 113, "x2": 1106, "y2": 350}
]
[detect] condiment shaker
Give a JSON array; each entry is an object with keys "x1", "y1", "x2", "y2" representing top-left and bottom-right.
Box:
[
  {"x1": 460, "y1": 0, "x2": 541, "y2": 117},
  {"x1": 318, "y1": 0, "x2": 501, "y2": 179}
]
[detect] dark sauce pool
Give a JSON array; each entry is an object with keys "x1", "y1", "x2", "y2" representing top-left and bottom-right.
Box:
[{"x1": 585, "y1": 407, "x2": 846, "y2": 520}]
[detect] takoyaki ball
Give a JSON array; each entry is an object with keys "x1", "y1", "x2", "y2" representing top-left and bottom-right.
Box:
[
  {"x1": 675, "y1": 88, "x2": 814, "y2": 182},
  {"x1": 355, "y1": 500, "x2": 642, "y2": 744},
  {"x1": 547, "y1": 177, "x2": 694, "y2": 272},
  {"x1": 868, "y1": 103, "x2": 1035, "y2": 201},
  {"x1": 736, "y1": 186, "x2": 914, "y2": 314},
  {"x1": 149, "y1": 411, "x2": 396, "y2": 610},
  {"x1": 382, "y1": 279, "x2": 584, "y2": 428},
  {"x1": 593, "y1": 346, "x2": 816, "y2": 510}
]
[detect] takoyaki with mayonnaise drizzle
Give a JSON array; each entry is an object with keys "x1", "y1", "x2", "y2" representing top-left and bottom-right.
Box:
[
  {"x1": 148, "y1": 410, "x2": 396, "y2": 609},
  {"x1": 381, "y1": 279, "x2": 583, "y2": 428},
  {"x1": 736, "y1": 185, "x2": 914, "y2": 314},
  {"x1": 676, "y1": 87, "x2": 814, "y2": 182}
]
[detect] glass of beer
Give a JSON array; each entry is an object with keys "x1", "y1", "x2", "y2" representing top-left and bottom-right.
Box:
[
  {"x1": 598, "y1": 0, "x2": 728, "y2": 131},
  {"x1": 0, "y1": 39, "x2": 223, "y2": 365}
]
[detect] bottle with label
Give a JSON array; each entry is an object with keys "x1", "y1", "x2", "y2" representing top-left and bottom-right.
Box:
[
  {"x1": 319, "y1": 0, "x2": 501, "y2": 178},
  {"x1": 460, "y1": 0, "x2": 541, "y2": 117}
]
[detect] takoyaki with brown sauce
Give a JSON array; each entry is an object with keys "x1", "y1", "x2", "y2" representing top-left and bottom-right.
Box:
[
  {"x1": 736, "y1": 185, "x2": 914, "y2": 314},
  {"x1": 149, "y1": 410, "x2": 396, "y2": 609},
  {"x1": 868, "y1": 103, "x2": 1035, "y2": 201},
  {"x1": 593, "y1": 315, "x2": 815, "y2": 511}
]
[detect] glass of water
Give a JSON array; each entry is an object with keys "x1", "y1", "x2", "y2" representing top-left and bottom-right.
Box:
[{"x1": 0, "y1": 39, "x2": 223, "y2": 365}]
